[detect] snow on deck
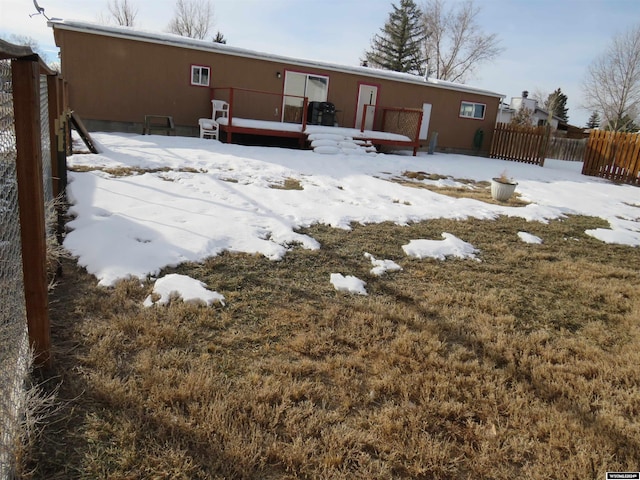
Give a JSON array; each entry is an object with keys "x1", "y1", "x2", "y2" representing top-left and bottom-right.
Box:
[
  {"x1": 306, "y1": 125, "x2": 411, "y2": 142},
  {"x1": 216, "y1": 117, "x2": 412, "y2": 142},
  {"x1": 217, "y1": 117, "x2": 303, "y2": 133}
]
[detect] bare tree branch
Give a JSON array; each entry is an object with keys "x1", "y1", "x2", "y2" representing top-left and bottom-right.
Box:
[
  {"x1": 583, "y1": 24, "x2": 640, "y2": 131},
  {"x1": 167, "y1": 0, "x2": 214, "y2": 40},
  {"x1": 423, "y1": 0, "x2": 503, "y2": 83},
  {"x1": 107, "y1": 0, "x2": 138, "y2": 27}
]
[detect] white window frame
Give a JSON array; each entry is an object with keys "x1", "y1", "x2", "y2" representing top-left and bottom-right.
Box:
[
  {"x1": 459, "y1": 101, "x2": 486, "y2": 120},
  {"x1": 190, "y1": 65, "x2": 210, "y2": 87}
]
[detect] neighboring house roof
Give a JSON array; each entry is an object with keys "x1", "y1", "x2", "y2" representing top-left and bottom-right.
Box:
[
  {"x1": 500, "y1": 100, "x2": 564, "y2": 125},
  {"x1": 48, "y1": 19, "x2": 504, "y2": 100},
  {"x1": 533, "y1": 106, "x2": 563, "y2": 124}
]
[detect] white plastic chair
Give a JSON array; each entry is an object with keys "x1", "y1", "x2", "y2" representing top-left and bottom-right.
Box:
[
  {"x1": 211, "y1": 100, "x2": 229, "y2": 120},
  {"x1": 199, "y1": 118, "x2": 219, "y2": 140}
]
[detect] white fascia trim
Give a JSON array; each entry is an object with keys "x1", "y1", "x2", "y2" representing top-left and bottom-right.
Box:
[{"x1": 49, "y1": 19, "x2": 504, "y2": 99}]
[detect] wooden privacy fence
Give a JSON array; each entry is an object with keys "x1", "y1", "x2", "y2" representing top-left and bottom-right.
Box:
[
  {"x1": 582, "y1": 129, "x2": 640, "y2": 185},
  {"x1": 546, "y1": 136, "x2": 588, "y2": 162},
  {"x1": 490, "y1": 123, "x2": 548, "y2": 166}
]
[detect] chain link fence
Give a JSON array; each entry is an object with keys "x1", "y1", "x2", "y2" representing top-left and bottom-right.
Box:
[
  {"x1": 0, "y1": 42, "x2": 66, "y2": 477},
  {"x1": 40, "y1": 75, "x2": 54, "y2": 208},
  {"x1": 0, "y1": 58, "x2": 30, "y2": 480}
]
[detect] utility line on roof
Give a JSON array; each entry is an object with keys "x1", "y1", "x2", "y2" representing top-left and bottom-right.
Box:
[{"x1": 31, "y1": 0, "x2": 50, "y2": 21}]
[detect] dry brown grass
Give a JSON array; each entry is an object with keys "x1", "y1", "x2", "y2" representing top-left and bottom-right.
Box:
[
  {"x1": 269, "y1": 177, "x2": 304, "y2": 190},
  {"x1": 30, "y1": 215, "x2": 640, "y2": 479},
  {"x1": 45, "y1": 195, "x2": 71, "y2": 290},
  {"x1": 392, "y1": 171, "x2": 530, "y2": 206},
  {"x1": 68, "y1": 166, "x2": 204, "y2": 176}
]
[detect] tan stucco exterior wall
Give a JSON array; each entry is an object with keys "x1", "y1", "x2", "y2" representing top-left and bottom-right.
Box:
[{"x1": 54, "y1": 27, "x2": 500, "y2": 153}]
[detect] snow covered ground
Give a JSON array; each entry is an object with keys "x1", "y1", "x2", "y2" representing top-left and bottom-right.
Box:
[{"x1": 64, "y1": 132, "x2": 640, "y2": 299}]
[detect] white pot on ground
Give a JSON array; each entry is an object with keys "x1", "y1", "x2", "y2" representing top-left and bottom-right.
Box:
[{"x1": 490, "y1": 178, "x2": 518, "y2": 201}]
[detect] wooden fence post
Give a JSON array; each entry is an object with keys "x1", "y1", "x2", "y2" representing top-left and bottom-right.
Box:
[
  {"x1": 47, "y1": 74, "x2": 61, "y2": 197},
  {"x1": 12, "y1": 56, "x2": 51, "y2": 368},
  {"x1": 56, "y1": 77, "x2": 68, "y2": 194},
  {"x1": 227, "y1": 87, "x2": 234, "y2": 143}
]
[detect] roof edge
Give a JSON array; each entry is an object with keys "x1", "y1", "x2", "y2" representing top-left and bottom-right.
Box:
[{"x1": 49, "y1": 19, "x2": 504, "y2": 99}]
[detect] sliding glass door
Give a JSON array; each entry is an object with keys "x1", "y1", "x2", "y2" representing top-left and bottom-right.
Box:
[{"x1": 282, "y1": 71, "x2": 329, "y2": 123}]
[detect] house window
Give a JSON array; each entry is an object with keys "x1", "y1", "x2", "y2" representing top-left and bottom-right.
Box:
[
  {"x1": 459, "y1": 101, "x2": 486, "y2": 119},
  {"x1": 191, "y1": 65, "x2": 210, "y2": 86}
]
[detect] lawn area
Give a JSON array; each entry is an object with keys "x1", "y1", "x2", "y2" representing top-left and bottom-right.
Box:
[{"x1": 29, "y1": 214, "x2": 640, "y2": 479}]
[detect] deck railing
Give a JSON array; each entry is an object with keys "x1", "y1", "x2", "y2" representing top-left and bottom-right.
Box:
[
  {"x1": 359, "y1": 104, "x2": 423, "y2": 154},
  {"x1": 209, "y1": 88, "x2": 422, "y2": 154},
  {"x1": 210, "y1": 87, "x2": 309, "y2": 130}
]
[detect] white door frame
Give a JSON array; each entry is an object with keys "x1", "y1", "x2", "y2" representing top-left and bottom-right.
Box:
[
  {"x1": 355, "y1": 83, "x2": 378, "y2": 130},
  {"x1": 419, "y1": 103, "x2": 432, "y2": 141}
]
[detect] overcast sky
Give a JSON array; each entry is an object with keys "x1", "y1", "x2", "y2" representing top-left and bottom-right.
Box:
[{"x1": 2, "y1": 0, "x2": 639, "y2": 127}]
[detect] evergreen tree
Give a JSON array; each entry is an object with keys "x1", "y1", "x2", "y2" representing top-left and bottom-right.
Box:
[
  {"x1": 604, "y1": 114, "x2": 639, "y2": 132},
  {"x1": 544, "y1": 88, "x2": 569, "y2": 123},
  {"x1": 213, "y1": 31, "x2": 226, "y2": 44},
  {"x1": 364, "y1": 0, "x2": 427, "y2": 75},
  {"x1": 586, "y1": 111, "x2": 600, "y2": 129}
]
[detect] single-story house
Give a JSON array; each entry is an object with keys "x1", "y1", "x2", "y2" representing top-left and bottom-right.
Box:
[
  {"x1": 497, "y1": 91, "x2": 563, "y2": 129},
  {"x1": 50, "y1": 19, "x2": 505, "y2": 154}
]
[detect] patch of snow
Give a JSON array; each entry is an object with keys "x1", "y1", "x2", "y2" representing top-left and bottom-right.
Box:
[
  {"x1": 585, "y1": 227, "x2": 640, "y2": 245},
  {"x1": 338, "y1": 141, "x2": 358, "y2": 150},
  {"x1": 518, "y1": 232, "x2": 543, "y2": 244},
  {"x1": 307, "y1": 133, "x2": 347, "y2": 142},
  {"x1": 217, "y1": 117, "x2": 303, "y2": 133},
  {"x1": 314, "y1": 145, "x2": 341, "y2": 155},
  {"x1": 311, "y1": 139, "x2": 340, "y2": 148},
  {"x1": 402, "y1": 233, "x2": 480, "y2": 261},
  {"x1": 364, "y1": 252, "x2": 402, "y2": 276},
  {"x1": 143, "y1": 273, "x2": 225, "y2": 307},
  {"x1": 330, "y1": 273, "x2": 367, "y2": 295},
  {"x1": 306, "y1": 125, "x2": 411, "y2": 142},
  {"x1": 62, "y1": 133, "x2": 640, "y2": 286},
  {"x1": 311, "y1": 136, "x2": 376, "y2": 155}
]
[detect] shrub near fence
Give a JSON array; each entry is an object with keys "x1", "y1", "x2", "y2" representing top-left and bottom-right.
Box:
[
  {"x1": 582, "y1": 129, "x2": 640, "y2": 185},
  {"x1": 490, "y1": 123, "x2": 548, "y2": 166}
]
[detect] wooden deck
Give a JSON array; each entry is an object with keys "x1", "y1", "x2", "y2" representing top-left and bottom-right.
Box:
[
  {"x1": 216, "y1": 117, "x2": 420, "y2": 154},
  {"x1": 209, "y1": 87, "x2": 423, "y2": 155}
]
